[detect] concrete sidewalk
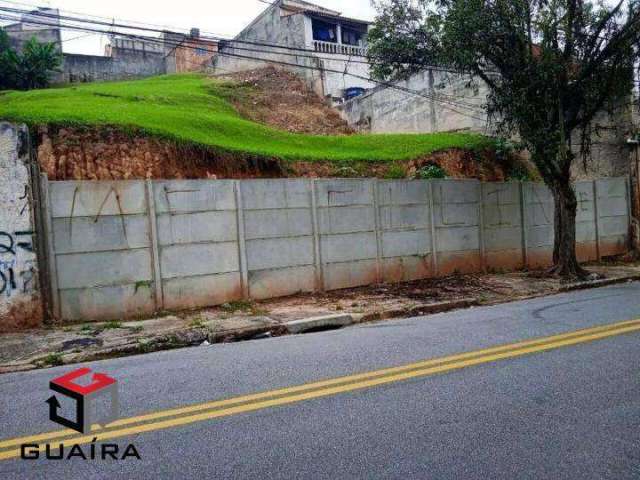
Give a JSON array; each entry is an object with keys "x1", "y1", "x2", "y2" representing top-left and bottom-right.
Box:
[{"x1": 1, "y1": 262, "x2": 638, "y2": 374}]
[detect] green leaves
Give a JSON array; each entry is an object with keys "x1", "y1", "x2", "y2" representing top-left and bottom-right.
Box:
[
  {"x1": 369, "y1": 0, "x2": 638, "y2": 182},
  {"x1": 0, "y1": 28, "x2": 61, "y2": 91}
]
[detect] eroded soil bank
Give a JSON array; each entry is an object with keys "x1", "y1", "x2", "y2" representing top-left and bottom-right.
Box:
[{"x1": 36, "y1": 125, "x2": 520, "y2": 181}]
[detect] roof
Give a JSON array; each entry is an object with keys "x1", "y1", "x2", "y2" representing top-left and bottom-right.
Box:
[
  {"x1": 281, "y1": 0, "x2": 340, "y2": 17},
  {"x1": 303, "y1": 10, "x2": 372, "y2": 26}
]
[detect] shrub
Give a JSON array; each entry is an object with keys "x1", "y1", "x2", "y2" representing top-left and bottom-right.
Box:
[
  {"x1": 416, "y1": 164, "x2": 447, "y2": 179},
  {"x1": 0, "y1": 29, "x2": 61, "y2": 91}
]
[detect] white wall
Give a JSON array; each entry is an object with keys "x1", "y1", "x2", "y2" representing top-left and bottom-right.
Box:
[{"x1": 0, "y1": 123, "x2": 41, "y2": 330}]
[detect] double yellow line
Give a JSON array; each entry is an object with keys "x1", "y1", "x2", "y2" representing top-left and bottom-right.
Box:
[{"x1": 2, "y1": 318, "x2": 640, "y2": 461}]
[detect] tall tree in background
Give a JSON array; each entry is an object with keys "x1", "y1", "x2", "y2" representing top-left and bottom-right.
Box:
[
  {"x1": 368, "y1": 0, "x2": 640, "y2": 278},
  {"x1": 0, "y1": 28, "x2": 61, "y2": 90},
  {"x1": 0, "y1": 28, "x2": 17, "y2": 90}
]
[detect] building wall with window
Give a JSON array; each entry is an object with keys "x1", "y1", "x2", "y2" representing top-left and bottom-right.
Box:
[
  {"x1": 165, "y1": 30, "x2": 219, "y2": 74},
  {"x1": 213, "y1": 0, "x2": 376, "y2": 99}
]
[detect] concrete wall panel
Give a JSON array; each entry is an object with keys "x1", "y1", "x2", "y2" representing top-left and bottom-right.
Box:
[
  {"x1": 160, "y1": 242, "x2": 239, "y2": 279},
  {"x1": 381, "y1": 230, "x2": 431, "y2": 258},
  {"x1": 244, "y1": 209, "x2": 312, "y2": 239},
  {"x1": 153, "y1": 180, "x2": 236, "y2": 214},
  {"x1": 249, "y1": 266, "x2": 316, "y2": 300},
  {"x1": 50, "y1": 181, "x2": 146, "y2": 218},
  {"x1": 163, "y1": 273, "x2": 242, "y2": 311},
  {"x1": 321, "y1": 233, "x2": 378, "y2": 263},
  {"x1": 246, "y1": 237, "x2": 314, "y2": 271},
  {"x1": 377, "y1": 180, "x2": 429, "y2": 205},
  {"x1": 157, "y1": 211, "x2": 237, "y2": 246},
  {"x1": 382, "y1": 256, "x2": 432, "y2": 283},
  {"x1": 57, "y1": 249, "x2": 152, "y2": 290},
  {"x1": 60, "y1": 284, "x2": 155, "y2": 322},
  {"x1": 379, "y1": 205, "x2": 429, "y2": 230},
  {"x1": 315, "y1": 180, "x2": 374, "y2": 207},
  {"x1": 324, "y1": 259, "x2": 378, "y2": 290},
  {"x1": 318, "y1": 206, "x2": 375, "y2": 234},
  {"x1": 241, "y1": 179, "x2": 311, "y2": 209},
  {"x1": 436, "y1": 227, "x2": 480, "y2": 253},
  {"x1": 53, "y1": 215, "x2": 150, "y2": 254}
]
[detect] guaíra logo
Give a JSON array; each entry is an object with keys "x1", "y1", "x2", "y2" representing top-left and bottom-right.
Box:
[
  {"x1": 20, "y1": 367, "x2": 140, "y2": 460},
  {"x1": 47, "y1": 367, "x2": 118, "y2": 434}
]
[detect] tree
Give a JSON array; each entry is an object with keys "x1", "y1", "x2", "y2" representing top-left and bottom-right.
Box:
[
  {"x1": 0, "y1": 28, "x2": 18, "y2": 90},
  {"x1": 368, "y1": 0, "x2": 640, "y2": 278},
  {"x1": 0, "y1": 28, "x2": 61, "y2": 90},
  {"x1": 14, "y1": 37, "x2": 62, "y2": 90}
]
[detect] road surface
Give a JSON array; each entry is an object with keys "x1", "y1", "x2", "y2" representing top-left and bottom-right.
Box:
[{"x1": 1, "y1": 282, "x2": 639, "y2": 479}]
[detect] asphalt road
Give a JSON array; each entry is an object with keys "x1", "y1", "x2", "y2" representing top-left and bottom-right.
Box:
[{"x1": 1, "y1": 282, "x2": 639, "y2": 479}]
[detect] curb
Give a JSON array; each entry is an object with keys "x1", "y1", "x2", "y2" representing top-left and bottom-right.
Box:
[
  {"x1": 559, "y1": 275, "x2": 640, "y2": 293},
  {"x1": 285, "y1": 314, "x2": 354, "y2": 334},
  {"x1": 358, "y1": 298, "x2": 480, "y2": 323}
]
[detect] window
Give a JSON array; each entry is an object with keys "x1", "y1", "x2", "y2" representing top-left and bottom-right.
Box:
[
  {"x1": 312, "y1": 18, "x2": 337, "y2": 43},
  {"x1": 341, "y1": 25, "x2": 366, "y2": 46},
  {"x1": 195, "y1": 47, "x2": 209, "y2": 57}
]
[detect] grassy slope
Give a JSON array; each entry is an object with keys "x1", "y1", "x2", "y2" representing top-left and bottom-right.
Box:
[{"x1": 0, "y1": 74, "x2": 493, "y2": 162}]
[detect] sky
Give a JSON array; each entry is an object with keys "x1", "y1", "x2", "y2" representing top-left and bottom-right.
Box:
[{"x1": 0, "y1": 0, "x2": 378, "y2": 55}]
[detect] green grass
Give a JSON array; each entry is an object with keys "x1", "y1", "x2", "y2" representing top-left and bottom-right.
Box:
[
  {"x1": 42, "y1": 352, "x2": 64, "y2": 367},
  {"x1": 0, "y1": 74, "x2": 494, "y2": 162}
]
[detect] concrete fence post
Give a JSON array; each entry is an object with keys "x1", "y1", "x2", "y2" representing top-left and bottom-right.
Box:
[
  {"x1": 519, "y1": 182, "x2": 529, "y2": 268},
  {"x1": 372, "y1": 179, "x2": 383, "y2": 284},
  {"x1": 592, "y1": 180, "x2": 602, "y2": 261},
  {"x1": 478, "y1": 181, "x2": 486, "y2": 272},
  {"x1": 627, "y1": 175, "x2": 633, "y2": 217},
  {"x1": 234, "y1": 181, "x2": 250, "y2": 300},
  {"x1": 144, "y1": 180, "x2": 164, "y2": 311},
  {"x1": 310, "y1": 179, "x2": 324, "y2": 292},
  {"x1": 40, "y1": 174, "x2": 61, "y2": 320},
  {"x1": 427, "y1": 181, "x2": 439, "y2": 276}
]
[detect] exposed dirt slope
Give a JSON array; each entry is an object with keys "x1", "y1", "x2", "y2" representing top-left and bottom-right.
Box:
[{"x1": 216, "y1": 67, "x2": 354, "y2": 135}]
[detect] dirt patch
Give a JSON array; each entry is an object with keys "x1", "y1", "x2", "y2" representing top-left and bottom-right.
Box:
[
  {"x1": 215, "y1": 67, "x2": 354, "y2": 135},
  {"x1": 36, "y1": 125, "x2": 520, "y2": 181},
  {"x1": 0, "y1": 297, "x2": 43, "y2": 333},
  {"x1": 37, "y1": 126, "x2": 286, "y2": 181}
]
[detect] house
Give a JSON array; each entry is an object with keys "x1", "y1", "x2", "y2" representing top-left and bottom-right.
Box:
[
  {"x1": 213, "y1": 0, "x2": 377, "y2": 100},
  {"x1": 163, "y1": 29, "x2": 218, "y2": 74},
  {"x1": 3, "y1": 7, "x2": 62, "y2": 53},
  {"x1": 3, "y1": 8, "x2": 217, "y2": 83}
]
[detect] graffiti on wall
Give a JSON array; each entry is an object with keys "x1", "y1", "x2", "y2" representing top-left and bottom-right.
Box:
[{"x1": 0, "y1": 230, "x2": 36, "y2": 297}]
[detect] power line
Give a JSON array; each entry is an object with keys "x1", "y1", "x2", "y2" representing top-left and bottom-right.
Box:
[
  {"x1": 0, "y1": 3, "x2": 480, "y2": 81},
  {"x1": 0, "y1": 0, "x2": 237, "y2": 38},
  {"x1": 0, "y1": 2, "x2": 480, "y2": 78}
]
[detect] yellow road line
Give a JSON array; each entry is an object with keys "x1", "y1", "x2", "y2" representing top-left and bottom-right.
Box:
[{"x1": 1, "y1": 319, "x2": 639, "y2": 461}]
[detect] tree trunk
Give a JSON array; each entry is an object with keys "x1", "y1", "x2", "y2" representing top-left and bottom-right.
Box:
[{"x1": 550, "y1": 182, "x2": 589, "y2": 279}]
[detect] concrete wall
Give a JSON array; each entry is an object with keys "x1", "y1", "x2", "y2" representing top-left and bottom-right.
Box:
[
  {"x1": 0, "y1": 123, "x2": 42, "y2": 330},
  {"x1": 338, "y1": 69, "x2": 489, "y2": 133},
  {"x1": 41, "y1": 176, "x2": 631, "y2": 322},
  {"x1": 61, "y1": 50, "x2": 167, "y2": 84},
  {"x1": 5, "y1": 26, "x2": 62, "y2": 54}
]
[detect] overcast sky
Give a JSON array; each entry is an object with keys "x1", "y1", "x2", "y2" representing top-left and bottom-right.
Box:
[{"x1": 0, "y1": 0, "x2": 378, "y2": 55}]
